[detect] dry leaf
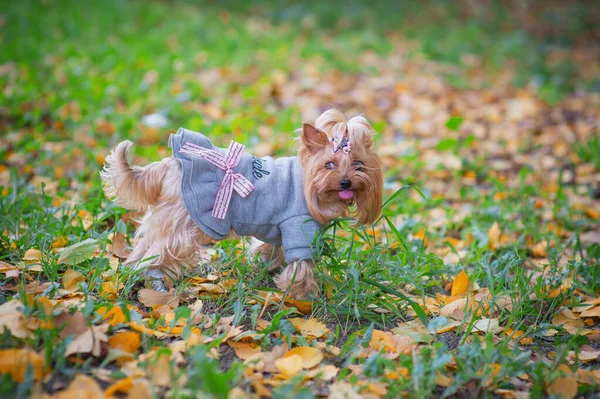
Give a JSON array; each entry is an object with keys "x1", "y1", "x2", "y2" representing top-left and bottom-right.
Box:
[
  {"x1": 368, "y1": 330, "x2": 397, "y2": 353},
  {"x1": 451, "y1": 270, "x2": 469, "y2": 296},
  {"x1": 288, "y1": 318, "x2": 329, "y2": 339},
  {"x1": 109, "y1": 331, "x2": 141, "y2": 354},
  {"x1": 62, "y1": 269, "x2": 85, "y2": 293},
  {"x1": 0, "y1": 349, "x2": 46, "y2": 382},
  {"x1": 147, "y1": 352, "x2": 172, "y2": 387},
  {"x1": 472, "y1": 318, "x2": 500, "y2": 334},
  {"x1": 488, "y1": 222, "x2": 500, "y2": 251},
  {"x1": 53, "y1": 374, "x2": 103, "y2": 399},
  {"x1": 111, "y1": 232, "x2": 131, "y2": 259},
  {"x1": 546, "y1": 365, "x2": 578, "y2": 399},
  {"x1": 283, "y1": 347, "x2": 323, "y2": 369},
  {"x1": 0, "y1": 300, "x2": 30, "y2": 339},
  {"x1": 228, "y1": 341, "x2": 261, "y2": 361},
  {"x1": 275, "y1": 354, "x2": 303, "y2": 378},
  {"x1": 23, "y1": 248, "x2": 42, "y2": 261},
  {"x1": 138, "y1": 289, "x2": 179, "y2": 308},
  {"x1": 97, "y1": 305, "x2": 127, "y2": 326},
  {"x1": 104, "y1": 375, "x2": 134, "y2": 397},
  {"x1": 65, "y1": 324, "x2": 109, "y2": 357},
  {"x1": 54, "y1": 311, "x2": 88, "y2": 339}
]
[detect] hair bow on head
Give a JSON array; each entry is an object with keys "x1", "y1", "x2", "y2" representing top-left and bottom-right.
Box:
[{"x1": 331, "y1": 136, "x2": 351, "y2": 155}]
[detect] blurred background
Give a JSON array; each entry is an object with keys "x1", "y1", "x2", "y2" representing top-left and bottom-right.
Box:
[{"x1": 1, "y1": 0, "x2": 599, "y2": 200}]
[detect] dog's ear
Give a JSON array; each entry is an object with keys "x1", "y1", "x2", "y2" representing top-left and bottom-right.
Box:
[{"x1": 302, "y1": 123, "x2": 328, "y2": 152}]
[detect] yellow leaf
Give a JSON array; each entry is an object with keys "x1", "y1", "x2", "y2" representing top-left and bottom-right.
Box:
[
  {"x1": 138, "y1": 289, "x2": 179, "y2": 308},
  {"x1": 147, "y1": 353, "x2": 173, "y2": 388},
  {"x1": 368, "y1": 330, "x2": 397, "y2": 353},
  {"x1": 283, "y1": 347, "x2": 323, "y2": 369},
  {"x1": 579, "y1": 306, "x2": 600, "y2": 318},
  {"x1": 101, "y1": 282, "x2": 118, "y2": 300},
  {"x1": 0, "y1": 300, "x2": 30, "y2": 339},
  {"x1": 52, "y1": 236, "x2": 68, "y2": 249},
  {"x1": 577, "y1": 369, "x2": 600, "y2": 385},
  {"x1": 488, "y1": 222, "x2": 500, "y2": 251},
  {"x1": 104, "y1": 375, "x2": 134, "y2": 397},
  {"x1": 585, "y1": 207, "x2": 599, "y2": 220},
  {"x1": 97, "y1": 305, "x2": 127, "y2": 326},
  {"x1": 414, "y1": 228, "x2": 429, "y2": 246},
  {"x1": 109, "y1": 331, "x2": 141, "y2": 353},
  {"x1": 0, "y1": 349, "x2": 47, "y2": 382},
  {"x1": 228, "y1": 341, "x2": 261, "y2": 361},
  {"x1": 288, "y1": 318, "x2": 329, "y2": 339},
  {"x1": 53, "y1": 374, "x2": 103, "y2": 399},
  {"x1": 275, "y1": 354, "x2": 303, "y2": 378},
  {"x1": 23, "y1": 248, "x2": 42, "y2": 261},
  {"x1": 451, "y1": 270, "x2": 469, "y2": 296},
  {"x1": 546, "y1": 365, "x2": 578, "y2": 399},
  {"x1": 62, "y1": 269, "x2": 85, "y2": 292}
]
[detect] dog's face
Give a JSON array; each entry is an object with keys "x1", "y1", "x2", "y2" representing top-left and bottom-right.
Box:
[{"x1": 298, "y1": 111, "x2": 383, "y2": 225}]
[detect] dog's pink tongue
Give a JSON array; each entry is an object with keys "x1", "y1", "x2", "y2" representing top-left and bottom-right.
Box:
[{"x1": 339, "y1": 190, "x2": 354, "y2": 200}]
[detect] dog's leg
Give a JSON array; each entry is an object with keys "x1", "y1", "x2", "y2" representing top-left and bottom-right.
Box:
[
  {"x1": 250, "y1": 239, "x2": 285, "y2": 271},
  {"x1": 275, "y1": 260, "x2": 319, "y2": 299}
]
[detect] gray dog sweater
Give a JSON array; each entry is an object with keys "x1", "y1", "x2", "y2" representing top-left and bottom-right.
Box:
[{"x1": 169, "y1": 128, "x2": 321, "y2": 263}]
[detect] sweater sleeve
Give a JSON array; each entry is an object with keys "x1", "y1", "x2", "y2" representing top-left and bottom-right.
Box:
[{"x1": 279, "y1": 215, "x2": 321, "y2": 263}]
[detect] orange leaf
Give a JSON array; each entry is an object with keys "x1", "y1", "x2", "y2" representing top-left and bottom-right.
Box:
[
  {"x1": 368, "y1": 330, "x2": 397, "y2": 353},
  {"x1": 283, "y1": 347, "x2": 323, "y2": 369},
  {"x1": 0, "y1": 349, "x2": 47, "y2": 382},
  {"x1": 62, "y1": 269, "x2": 85, "y2": 292},
  {"x1": 275, "y1": 354, "x2": 303, "y2": 378},
  {"x1": 487, "y1": 222, "x2": 500, "y2": 251},
  {"x1": 451, "y1": 270, "x2": 469, "y2": 296},
  {"x1": 109, "y1": 331, "x2": 141, "y2": 353}
]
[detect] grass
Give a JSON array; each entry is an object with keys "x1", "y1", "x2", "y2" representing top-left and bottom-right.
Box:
[{"x1": 1, "y1": 0, "x2": 599, "y2": 398}]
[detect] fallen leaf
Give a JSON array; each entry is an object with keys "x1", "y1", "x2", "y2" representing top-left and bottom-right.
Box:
[
  {"x1": 65, "y1": 324, "x2": 109, "y2": 357},
  {"x1": 0, "y1": 349, "x2": 46, "y2": 382},
  {"x1": 228, "y1": 341, "x2": 261, "y2": 361},
  {"x1": 138, "y1": 289, "x2": 179, "y2": 308},
  {"x1": 57, "y1": 238, "x2": 100, "y2": 265},
  {"x1": 147, "y1": 352, "x2": 172, "y2": 387},
  {"x1": 577, "y1": 369, "x2": 600, "y2": 385},
  {"x1": 104, "y1": 375, "x2": 134, "y2": 397},
  {"x1": 109, "y1": 331, "x2": 141, "y2": 354},
  {"x1": 488, "y1": 222, "x2": 500, "y2": 251},
  {"x1": 289, "y1": 318, "x2": 329, "y2": 339},
  {"x1": 368, "y1": 330, "x2": 397, "y2": 352},
  {"x1": 283, "y1": 347, "x2": 323, "y2": 369},
  {"x1": 53, "y1": 374, "x2": 103, "y2": 399},
  {"x1": 275, "y1": 354, "x2": 303, "y2": 378},
  {"x1": 0, "y1": 300, "x2": 30, "y2": 338},
  {"x1": 111, "y1": 232, "x2": 131, "y2": 259},
  {"x1": 54, "y1": 311, "x2": 88, "y2": 339},
  {"x1": 451, "y1": 270, "x2": 469, "y2": 296},
  {"x1": 472, "y1": 318, "x2": 500, "y2": 334},
  {"x1": 62, "y1": 269, "x2": 85, "y2": 293},
  {"x1": 546, "y1": 365, "x2": 577, "y2": 399},
  {"x1": 98, "y1": 305, "x2": 128, "y2": 326},
  {"x1": 23, "y1": 248, "x2": 42, "y2": 261}
]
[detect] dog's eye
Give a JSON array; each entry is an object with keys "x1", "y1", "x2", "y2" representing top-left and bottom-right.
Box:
[
  {"x1": 352, "y1": 161, "x2": 364, "y2": 171},
  {"x1": 325, "y1": 161, "x2": 336, "y2": 170}
]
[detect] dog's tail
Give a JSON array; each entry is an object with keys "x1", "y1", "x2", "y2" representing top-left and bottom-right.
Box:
[{"x1": 100, "y1": 141, "x2": 169, "y2": 210}]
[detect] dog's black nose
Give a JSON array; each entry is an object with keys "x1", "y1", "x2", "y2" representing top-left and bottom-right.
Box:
[{"x1": 340, "y1": 179, "x2": 352, "y2": 190}]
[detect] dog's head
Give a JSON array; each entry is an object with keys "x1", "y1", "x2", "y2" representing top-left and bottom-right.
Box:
[{"x1": 299, "y1": 109, "x2": 383, "y2": 225}]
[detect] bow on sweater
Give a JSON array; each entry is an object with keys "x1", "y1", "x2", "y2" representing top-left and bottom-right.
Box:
[{"x1": 179, "y1": 140, "x2": 254, "y2": 219}]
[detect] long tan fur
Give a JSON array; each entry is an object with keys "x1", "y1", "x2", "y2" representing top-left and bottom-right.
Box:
[{"x1": 101, "y1": 108, "x2": 384, "y2": 298}]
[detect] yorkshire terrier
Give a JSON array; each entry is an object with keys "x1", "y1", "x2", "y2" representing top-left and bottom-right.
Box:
[{"x1": 101, "y1": 109, "x2": 383, "y2": 298}]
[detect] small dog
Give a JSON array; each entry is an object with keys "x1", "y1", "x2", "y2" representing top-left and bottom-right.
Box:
[{"x1": 101, "y1": 109, "x2": 383, "y2": 298}]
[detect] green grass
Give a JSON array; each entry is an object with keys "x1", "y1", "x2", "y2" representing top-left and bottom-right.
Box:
[{"x1": 1, "y1": 0, "x2": 599, "y2": 397}]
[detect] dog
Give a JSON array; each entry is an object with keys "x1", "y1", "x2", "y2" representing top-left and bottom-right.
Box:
[{"x1": 100, "y1": 109, "x2": 383, "y2": 299}]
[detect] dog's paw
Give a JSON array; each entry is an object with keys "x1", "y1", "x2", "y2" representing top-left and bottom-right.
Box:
[{"x1": 275, "y1": 260, "x2": 320, "y2": 299}]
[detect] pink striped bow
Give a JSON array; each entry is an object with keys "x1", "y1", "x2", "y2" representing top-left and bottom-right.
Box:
[{"x1": 179, "y1": 140, "x2": 254, "y2": 219}]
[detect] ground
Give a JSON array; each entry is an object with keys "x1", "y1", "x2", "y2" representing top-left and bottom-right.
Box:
[{"x1": 1, "y1": 0, "x2": 599, "y2": 398}]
